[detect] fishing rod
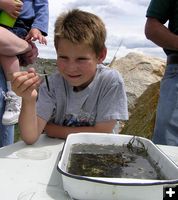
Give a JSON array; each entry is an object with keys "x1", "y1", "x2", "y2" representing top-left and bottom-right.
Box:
[{"x1": 109, "y1": 39, "x2": 123, "y2": 68}]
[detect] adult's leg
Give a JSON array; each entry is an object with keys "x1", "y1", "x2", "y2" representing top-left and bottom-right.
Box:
[{"x1": 153, "y1": 63, "x2": 178, "y2": 146}]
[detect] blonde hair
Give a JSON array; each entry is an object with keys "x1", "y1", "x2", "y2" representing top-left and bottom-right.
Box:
[{"x1": 54, "y1": 9, "x2": 106, "y2": 56}]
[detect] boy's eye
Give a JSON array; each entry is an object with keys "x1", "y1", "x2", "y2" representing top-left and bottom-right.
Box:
[
  {"x1": 58, "y1": 56, "x2": 67, "y2": 60},
  {"x1": 58, "y1": 56, "x2": 90, "y2": 62},
  {"x1": 77, "y1": 57, "x2": 89, "y2": 61}
]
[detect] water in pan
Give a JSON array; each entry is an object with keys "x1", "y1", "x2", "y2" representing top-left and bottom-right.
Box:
[{"x1": 67, "y1": 143, "x2": 166, "y2": 180}]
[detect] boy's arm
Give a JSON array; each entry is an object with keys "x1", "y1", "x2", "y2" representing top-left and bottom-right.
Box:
[
  {"x1": 12, "y1": 70, "x2": 45, "y2": 144},
  {"x1": 19, "y1": 99, "x2": 46, "y2": 144},
  {"x1": 44, "y1": 120, "x2": 116, "y2": 139}
]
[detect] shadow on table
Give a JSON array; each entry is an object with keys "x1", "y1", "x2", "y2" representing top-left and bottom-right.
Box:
[
  {"x1": 0, "y1": 134, "x2": 62, "y2": 158},
  {"x1": 46, "y1": 148, "x2": 71, "y2": 200}
]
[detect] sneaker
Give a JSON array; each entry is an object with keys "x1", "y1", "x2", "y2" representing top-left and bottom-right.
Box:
[{"x1": 2, "y1": 91, "x2": 22, "y2": 125}]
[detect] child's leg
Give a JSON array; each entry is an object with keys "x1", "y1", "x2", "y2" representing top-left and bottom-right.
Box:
[
  {"x1": 0, "y1": 55, "x2": 19, "y2": 91},
  {"x1": 0, "y1": 26, "x2": 31, "y2": 56},
  {"x1": 0, "y1": 55, "x2": 20, "y2": 81},
  {"x1": 0, "y1": 55, "x2": 22, "y2": 125}
]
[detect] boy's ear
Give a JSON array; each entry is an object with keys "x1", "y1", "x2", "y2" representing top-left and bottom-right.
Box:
[{"x1": 97, "y1": 47, "x2": 107, "y2": 64}]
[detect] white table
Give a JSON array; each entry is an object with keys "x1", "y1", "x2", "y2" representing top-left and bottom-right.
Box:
[{"x1": 0, "y1": 134, "x2": 178, "y2": 200}]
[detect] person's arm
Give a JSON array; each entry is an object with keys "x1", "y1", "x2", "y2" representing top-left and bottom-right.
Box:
[
  {"x1": 25, "y1": 0, "x2": 48, "y2": 44},
  {"x1": 30, "y1": 0, "x2": 48, "y2": 36},
  {"x1": 0, "y1": 26, "x2": 32, "y2": 56},
  {"x1": 44, "y1": 120, "x2": 116, "y2": 139},
  {"x1": 145, "y1": 17, "x2": 178, "y2": 51},
  {"x1": 11, "y1": 69, "x2": 45, "y2": 144},
  {"x1": 25, "y1": 28, "x2": 47, "y2": 45},
  {"x1": 20, "y1": 101, "x2": 46, "y2": 144}
]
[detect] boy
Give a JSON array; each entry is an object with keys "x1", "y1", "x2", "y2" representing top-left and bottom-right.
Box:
[
  {"x1": 0, "y1": 0, "x2": 48, "y2": 125},
  {"x1": 12, "y1": 9, "x2": 128, "y2": 145}
]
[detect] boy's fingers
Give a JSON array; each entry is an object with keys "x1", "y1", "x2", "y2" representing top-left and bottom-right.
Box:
[
  {"x1": 12, "y1": 72, "x2": 37, "y2": 88},
  {"x1": 22, "y1": 79, "x2": 40, "y2": 95},
  {"x1": 12, "y1": 71, "x2": 33, "y2": 81},
  {"x1": 28, "y1": 79, "x2": 41, "y2": 91},
  {"x1": 12, "y1": 74, "x2": 40, "y2": 94},
  {"x1": 11, "y1": 71, "x2": 29, "y2": 81}
]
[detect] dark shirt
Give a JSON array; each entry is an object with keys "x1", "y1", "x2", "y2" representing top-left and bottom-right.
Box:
[{"x1": 146, "y1": 0, "x2": 178, "y2": 55}]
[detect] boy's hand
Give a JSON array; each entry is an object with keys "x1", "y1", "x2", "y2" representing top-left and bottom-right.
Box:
[
  {"x1": 11, "y1": 69, "x2": 41, "y2": 101},
  {"x1": 0, "y1": 0, "x2": 23, "y2": 18},
  {"x1": 25, "y1": 28, "x2": 47, "y2": 45}
]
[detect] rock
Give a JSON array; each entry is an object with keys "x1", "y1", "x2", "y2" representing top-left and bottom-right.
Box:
[
  {"x1": 120, "y1": 81, "x2": 160, "y2": 139},
  {"x1": 112, "y1": 52, "x2": 165, "y2": 111},
  {"x1": 109, "y1": 52, "x2": 166, "y2": 139}
]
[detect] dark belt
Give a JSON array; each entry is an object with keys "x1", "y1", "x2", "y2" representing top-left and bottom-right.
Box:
[{"x1": 167, "y1": 54, "x2": 178, "y2": 65}]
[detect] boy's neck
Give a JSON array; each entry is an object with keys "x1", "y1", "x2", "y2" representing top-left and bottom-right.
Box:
[
  {"x1": 73, "y1": 76, "x2": 95, "y2": 92},
  {"x1": 73, "y1": 85, "x2": 87, "y2": 92}
]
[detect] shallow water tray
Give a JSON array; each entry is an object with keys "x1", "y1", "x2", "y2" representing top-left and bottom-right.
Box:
[{"x1": 57, "y1": 133, "x2": 178, "y2": 200}]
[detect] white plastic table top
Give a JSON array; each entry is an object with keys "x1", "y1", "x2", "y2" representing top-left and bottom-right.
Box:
[{"x1": 0, "y1": 134, "x2": 178, "y2": 200}]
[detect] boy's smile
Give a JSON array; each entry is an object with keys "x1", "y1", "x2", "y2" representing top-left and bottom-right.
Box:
[{"x1": 56, "y1": 38, "x2": 101, "y2": 91}]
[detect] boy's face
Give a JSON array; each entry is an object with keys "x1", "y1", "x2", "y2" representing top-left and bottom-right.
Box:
[{"x1": 56, "y1": 38, "x2": 105, "y2": 91}]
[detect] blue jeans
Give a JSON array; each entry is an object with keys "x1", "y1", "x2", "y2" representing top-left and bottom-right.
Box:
[
  {"x1": 0, "y1": 67, "x2": 14, "y2": 147},
  {"x1": 7, "y1": 26, "x2": 28, "y2": 39},
  {"x1": 153, "y1": 63, "x2": 178, "y2": 146}
]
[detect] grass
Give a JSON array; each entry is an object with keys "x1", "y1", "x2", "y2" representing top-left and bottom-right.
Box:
[{"x1": 14, "y1": 124, "x2": 21, "y2": 143}]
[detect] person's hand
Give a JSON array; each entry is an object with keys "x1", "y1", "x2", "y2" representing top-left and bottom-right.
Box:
[
  {"x1": 25, "y1": 28, "x2": 47, "y2": 45},
  {"x1": 19, "y1": 42, "x2": 39, "y2": 66},
  {"x1": 0, "y1": 0, "x2": 23, "y2": 18},
  {"x1": 11, "y1": 68, "x2": 41, "y2": 101}
]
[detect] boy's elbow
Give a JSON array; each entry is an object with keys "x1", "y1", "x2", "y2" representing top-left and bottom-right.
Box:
[
  {"x1": 20, "y1": 133, "x2": 39, "y2": 145},
  {"x1": 23, "y1": 139, "x2": 37, "y2": 145},
  {"x1": 22, "y1": 138, "x2": 38, "y2": 145}
]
